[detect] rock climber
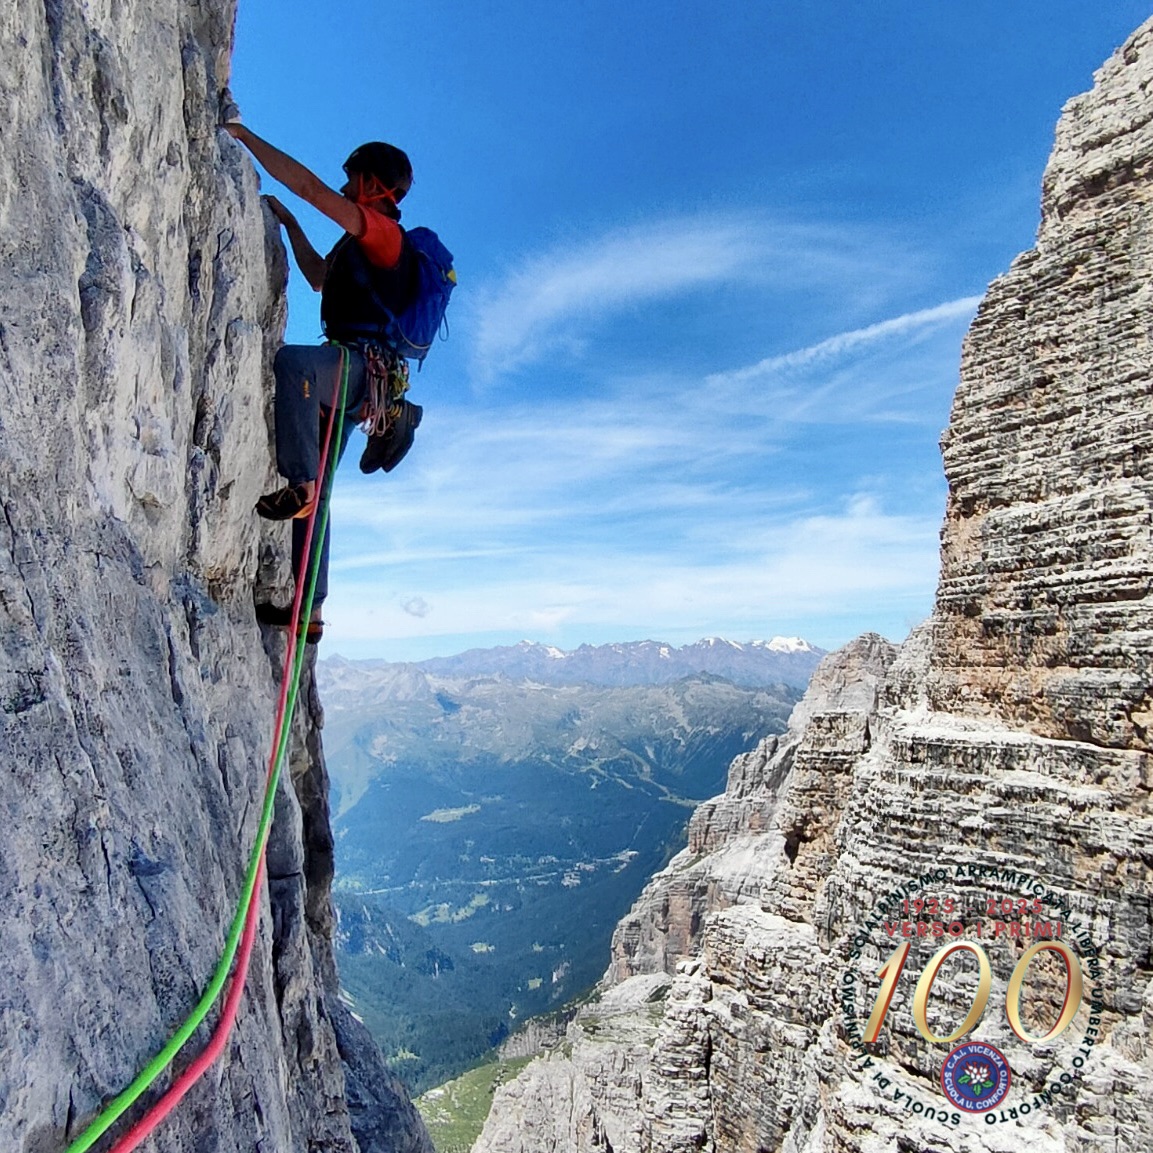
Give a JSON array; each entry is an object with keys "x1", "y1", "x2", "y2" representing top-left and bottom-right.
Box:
[{"x1": 220, "y1": 95, "x2": 419, "y2": 643}]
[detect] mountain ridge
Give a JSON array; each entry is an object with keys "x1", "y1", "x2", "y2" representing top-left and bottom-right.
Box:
[{"x1": 324, "y1": 634, "x2": 825, "y2": 690}]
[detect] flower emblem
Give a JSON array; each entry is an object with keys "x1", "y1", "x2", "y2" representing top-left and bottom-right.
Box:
[{"x1": 957, "y1": 1062, "x2": 994, "y2": 1097}]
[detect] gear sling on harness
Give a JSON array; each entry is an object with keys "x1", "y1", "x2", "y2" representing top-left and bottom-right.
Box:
[{"x1": 63, "y1": 351, "x2": 352, "y2": 1153}]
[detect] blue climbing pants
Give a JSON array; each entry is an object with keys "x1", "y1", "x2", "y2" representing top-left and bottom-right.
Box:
[{"x1": 273, "y1": 344, "x2": 367, "y2": 605}]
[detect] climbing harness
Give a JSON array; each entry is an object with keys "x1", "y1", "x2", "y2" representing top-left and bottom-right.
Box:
[{"x1": 64, "y1": 350, "x2": 352, "y2": 1153}]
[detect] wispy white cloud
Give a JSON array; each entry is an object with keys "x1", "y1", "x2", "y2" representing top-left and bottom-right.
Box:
[
  {"x1": 468, "y1": 214, "x2": 920, "y2": 379},
  {"x1": 322, "y1": 494, "x2": 940, "y2": 653},
  {"x1": 332, "y1": 295, "x2": 975, "y2": 548},
  {"x1": 636, "y1": 295, "x2": 978, "y2": 438},
  {"x1": 471, "y1": 216, "x2": 754, "y2": 376},
  {"x1": 709, "y1": 296, "x2": 982, "y2": 387}
]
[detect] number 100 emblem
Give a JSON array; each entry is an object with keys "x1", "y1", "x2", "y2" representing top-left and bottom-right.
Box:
[{"x1": 862, "y1": 940, "x2": 1084, "y2": 1045}]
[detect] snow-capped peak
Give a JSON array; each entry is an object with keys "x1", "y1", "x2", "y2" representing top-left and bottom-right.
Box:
[{"x1": 765, "y1": 637, "x2": 813, "y2": 653}]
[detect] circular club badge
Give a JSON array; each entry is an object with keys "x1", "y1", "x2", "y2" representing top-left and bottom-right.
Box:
[
  {"x1": 842, "y1": 865, "x2": 1107, "y2": 1127},
  {"x1": 941, "y1": 1042, "x2": 1011, "y2": 1112}
]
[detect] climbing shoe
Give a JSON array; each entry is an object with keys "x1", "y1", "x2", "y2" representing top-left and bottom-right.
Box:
[
  {"x1": 360, "y1": 401, "x2": 422, "y2": 475},
  {"x1": 255, "y1": 602, "x2": 293, "y2": 627},
  {"x1": 255, "y1": 602, "x2": 324, "y2": 644},
  {"x1": 256, "y1": 483, "x2": 315, "y2": 520}
]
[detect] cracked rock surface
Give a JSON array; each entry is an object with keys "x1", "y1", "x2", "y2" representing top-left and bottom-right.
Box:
[{"x1": 0, "y1": 1, "x2": 429, "y2": 1150}]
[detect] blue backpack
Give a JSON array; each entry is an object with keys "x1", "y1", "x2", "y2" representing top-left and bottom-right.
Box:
[{"x1": 388, "y1": 226, "x2": 457, "y2": 364}]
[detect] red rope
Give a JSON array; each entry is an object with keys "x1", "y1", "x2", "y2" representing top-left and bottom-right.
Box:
[{"x1": 110, "y1": 859, "x2": 265, "y2": 1149}]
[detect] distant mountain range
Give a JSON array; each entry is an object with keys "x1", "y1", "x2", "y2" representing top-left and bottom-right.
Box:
[
  {"x1": 330, "y1": 635, "x2": 825, "y2": 690},
  {"x1": 318, "y1": 638, "x2": 821, "y2": 1093}
]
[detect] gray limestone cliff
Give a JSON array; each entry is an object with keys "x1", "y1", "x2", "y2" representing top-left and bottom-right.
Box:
[
  {"x1": 474, "y1": 18, "x2": 1153, "y2": 1153},
  {"x1": 0, "y1": 1, "x2": 430, "y2": 1150}
]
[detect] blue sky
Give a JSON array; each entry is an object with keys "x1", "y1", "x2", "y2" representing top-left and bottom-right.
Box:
[{"x1": 231, "y1": 2, "x2": 1151, "y2": 661}]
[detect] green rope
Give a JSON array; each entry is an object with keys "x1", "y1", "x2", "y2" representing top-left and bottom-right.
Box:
[{"x1": 65, "y1": 349, "x2": 351, "y2": 1152}]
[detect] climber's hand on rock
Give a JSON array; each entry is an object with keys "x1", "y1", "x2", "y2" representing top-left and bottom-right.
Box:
[
  {"x1": 219, "y1": 87, "x2": 243, "y2": 133},
  {"x1": 263, "y1": 196, "x2": 295, "y2": 227}
]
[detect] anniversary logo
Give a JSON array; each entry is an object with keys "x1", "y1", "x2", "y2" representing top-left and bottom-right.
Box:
[{"x1": 841, "y1": 864, "x2": 1105, "y2": 1128}]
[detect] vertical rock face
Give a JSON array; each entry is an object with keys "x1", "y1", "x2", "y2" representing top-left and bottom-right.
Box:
[
  {"x1": 474, "y1": 18, "x2": 1153, "y2": 1153},
  {"x1": 0, "y1": 2, "x2": 429, "y2": 1151},
  {"x1": 929, "y1": 25, "x2": 1153, "y2": 749}
]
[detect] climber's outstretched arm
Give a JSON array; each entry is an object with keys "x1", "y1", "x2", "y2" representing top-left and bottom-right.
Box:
[
  {"x1": 223, "y1": 122, "x2": 364, "y2": 239},
  {"x1": 264, "y1": 196, "x2": 326, "y2": 290}
]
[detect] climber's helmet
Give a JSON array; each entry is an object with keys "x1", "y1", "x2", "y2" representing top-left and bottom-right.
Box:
[{"x1": 343, "y1": 142, "x2": 413, "y2": 207}]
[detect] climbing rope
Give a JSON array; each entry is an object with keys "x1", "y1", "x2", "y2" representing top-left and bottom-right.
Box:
[{"x1": 65, "y1": 348, "x2": 351, "y2": 1152}]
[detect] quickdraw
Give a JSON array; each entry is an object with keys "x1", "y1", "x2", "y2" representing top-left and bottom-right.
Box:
[{"x1": 360, "y1": 341, "x2": 409, "y2": 437}]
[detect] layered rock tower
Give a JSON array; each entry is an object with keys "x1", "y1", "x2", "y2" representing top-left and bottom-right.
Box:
[
  {"x1": 475, "y1": 18, "x2": 1153, "y2": 1153},
  {"x1": 0, "y1": 1, "x2": 428, "y2": 1149}
]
